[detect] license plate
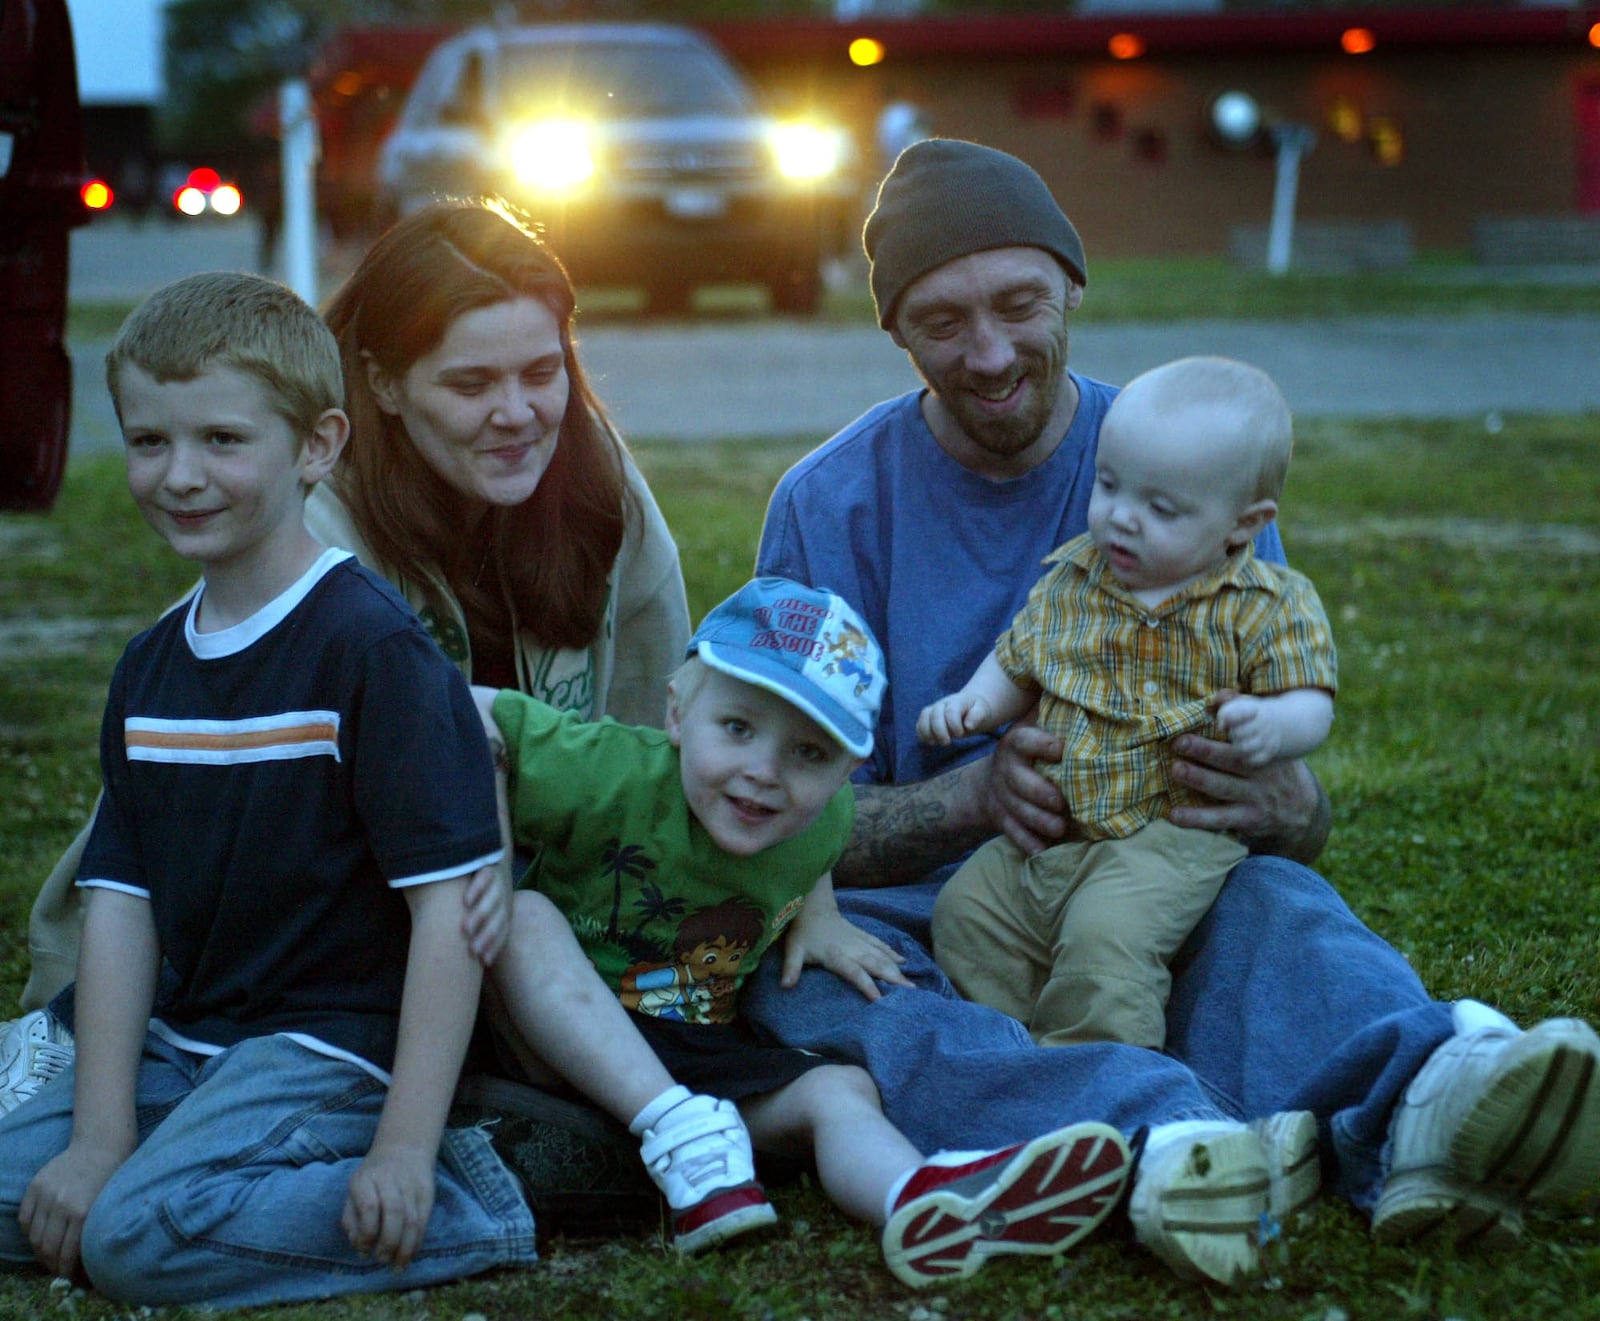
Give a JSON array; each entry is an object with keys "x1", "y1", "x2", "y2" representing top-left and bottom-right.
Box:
[{"x1": 665, "y1": 188, "x2": 727, "y2": 219}]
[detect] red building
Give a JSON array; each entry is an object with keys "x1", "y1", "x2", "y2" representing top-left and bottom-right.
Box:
[
  {"x1": 308, "y1": 8, "x2": 1600, "y2": 263},
  {"x1": 705, "y1": 7, "x2": 1600, "y2": 261}
]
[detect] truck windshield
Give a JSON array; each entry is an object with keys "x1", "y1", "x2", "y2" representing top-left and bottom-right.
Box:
[{"x1": 500, "y1": 41, "x2": 753, "y2": 118}]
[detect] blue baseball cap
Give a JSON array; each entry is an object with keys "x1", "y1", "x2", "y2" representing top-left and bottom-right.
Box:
[{"x1": 687, "y1": 578, "x2": 887, "y2": 758}]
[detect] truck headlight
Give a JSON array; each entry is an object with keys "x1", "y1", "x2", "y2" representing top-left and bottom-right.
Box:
[
  {"x1": 504, "y1": 119, "x2": 595, "y2": 192},
  {"x1": 771, "y1": 122, "x2": 842, "y2": 181}
]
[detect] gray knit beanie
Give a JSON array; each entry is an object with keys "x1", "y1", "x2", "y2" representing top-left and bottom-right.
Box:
[{"x1": 864, "y1": 138, "x2": 1087, "y2": 329}]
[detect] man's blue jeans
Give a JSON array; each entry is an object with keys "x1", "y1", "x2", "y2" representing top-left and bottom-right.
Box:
[
  {"x1": 743, "y1": 854, "x2": 1454, "y2": 1214},
  {"x1": 0, "y1": 1031, "x2": 536, "y2": 1307}
]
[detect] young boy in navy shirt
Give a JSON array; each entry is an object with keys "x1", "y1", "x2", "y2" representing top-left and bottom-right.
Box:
[{"x1": 0, "y1": 272, "x2": 536, "y2": 1307}]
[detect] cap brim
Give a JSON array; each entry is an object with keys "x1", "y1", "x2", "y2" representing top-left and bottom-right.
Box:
[{"x1": 695, "y1": 642, "x2": 872, "y2": 758}]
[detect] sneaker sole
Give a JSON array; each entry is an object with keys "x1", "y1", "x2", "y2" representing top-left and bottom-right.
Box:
[
  {"x1": 1449, "y1": 1019, "x2": 1600, "y2": 1204},
  {"x1": 0, "y1": 1011, "x2": 75, "y2": 1114},
  {"x1": 1255, "y1": 1110, "x2": 1320, "y2": 1225},
  {"x1": 882, "y1": 1122, "x2": 1130, "y2": 1288},
  {"x1": 1144, "y1": 1130, "x2": 1271, "y2": 1288},
  {"x1": 1371, "y1": 1175, "x2": 1524, "y2": 1249}
]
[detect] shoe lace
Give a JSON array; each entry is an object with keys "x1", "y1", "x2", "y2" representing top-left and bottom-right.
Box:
[{"x1": 19, "y1": 1042, "x2": 73, "y2": 1096}]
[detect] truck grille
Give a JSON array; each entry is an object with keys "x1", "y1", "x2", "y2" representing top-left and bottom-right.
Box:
[{"x1": 617, "y1": 141, "x2": 765, "y2": 181}]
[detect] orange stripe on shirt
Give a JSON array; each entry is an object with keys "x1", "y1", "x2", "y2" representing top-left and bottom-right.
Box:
[{"x1": 125, "y1": 723, "x2": 339, "y2": 753}]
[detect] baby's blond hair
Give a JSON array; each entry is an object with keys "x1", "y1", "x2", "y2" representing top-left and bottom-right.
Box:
[{"x1": 1117, "y1": 356, "x2": 1293, "y2": 503}]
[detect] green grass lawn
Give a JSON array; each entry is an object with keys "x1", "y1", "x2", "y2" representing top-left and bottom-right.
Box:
[{"x1": 0, "y1": 413, "x2": 1596, "y2": 1319}]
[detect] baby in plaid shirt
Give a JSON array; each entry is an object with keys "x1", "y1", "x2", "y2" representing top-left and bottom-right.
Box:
[{"x1": 917, "y1": 356, "x2": 1337, "y2": 1050}]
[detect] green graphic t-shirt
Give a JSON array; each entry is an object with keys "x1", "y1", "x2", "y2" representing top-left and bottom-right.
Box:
[{"x1": 493, "y1": 692, "x2": 853, "y2": 1025}]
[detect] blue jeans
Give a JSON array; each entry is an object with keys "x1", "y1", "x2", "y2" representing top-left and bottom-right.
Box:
[
  {"x1": 743, "y1": 854, "x2": 1454, "y2": 1215},
  {"x1": 0, "y1": 1031, "x2": 536, "y2": 1307}
]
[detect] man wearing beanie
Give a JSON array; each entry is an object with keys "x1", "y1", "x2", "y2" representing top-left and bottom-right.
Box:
[{"x1": 744, "y1": 137, "x2": 1600, "y2": 1287}]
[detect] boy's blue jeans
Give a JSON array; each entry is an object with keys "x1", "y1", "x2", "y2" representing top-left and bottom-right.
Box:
[
  {"x1": 743, "y1": 854, "x2": 1455, "y2": 1214},
  {"x1": 0, "y1": 1031, "x2": 536, "y2": 1307}
]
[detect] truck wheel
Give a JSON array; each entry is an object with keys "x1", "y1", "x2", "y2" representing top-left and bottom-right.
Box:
[
  {"x1": 768, "y1": 268, "x2": 821, "y2": 317},
  {"x1": 645, "y1": 281, "x2": 693, "y2": 318}
]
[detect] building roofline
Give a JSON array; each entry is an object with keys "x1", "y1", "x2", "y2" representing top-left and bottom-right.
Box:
[
  {"x1": 306, "y1": 8, "x2": 1600, "y2": 97},
  {"x1": 704, "y1": 7, "x2": 1600, "y2": 60}
]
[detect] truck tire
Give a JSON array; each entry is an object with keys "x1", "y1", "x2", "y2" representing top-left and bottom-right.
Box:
[{"x1": 768, "y1": 267, "x2": 821, "y2": 317}]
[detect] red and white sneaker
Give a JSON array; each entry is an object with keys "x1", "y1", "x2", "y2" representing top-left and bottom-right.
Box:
[
  {"x1": 881, "y1": 1121, "x2": 1131, "y2": 1288},
  {"x1": 634, "y1": 1091, "x2": 778, "y2": 1254},
  {"x1": 669, "y1": 1183, "x2": 777, "y2": 1255}
]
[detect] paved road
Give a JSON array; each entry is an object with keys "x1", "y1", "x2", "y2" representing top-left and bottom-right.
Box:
[
  {"x1": 570, "y1": 313, "x2": 1600, "y2": 441},
  {"x1": 66, "y1": 219, "x2": 1600, "y2": 457}
]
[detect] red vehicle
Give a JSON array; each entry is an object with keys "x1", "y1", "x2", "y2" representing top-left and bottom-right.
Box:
[{"x1": 0, "y1": 0, "x2": 92, "y2": 511}]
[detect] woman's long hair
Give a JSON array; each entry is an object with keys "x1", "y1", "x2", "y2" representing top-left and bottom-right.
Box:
[{"x1": 323, "y1": 200, "x2": 633, "y2": 657}]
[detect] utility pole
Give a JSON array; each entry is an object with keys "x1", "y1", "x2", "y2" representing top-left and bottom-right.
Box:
[{"x1": 279, "y1": 77, "x2": 318, "y2": 304}]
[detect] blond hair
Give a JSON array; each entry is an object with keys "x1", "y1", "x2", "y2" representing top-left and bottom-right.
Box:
[
  {"x1": 106, "y1": 272, "x2": 343, "y2": 436},
  {"x1": 667, "y1": 655, "x2": 712, "y2": 719}
]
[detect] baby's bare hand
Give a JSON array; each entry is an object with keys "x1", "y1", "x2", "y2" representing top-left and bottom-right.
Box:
[
  {"x1": 1214, "y1": 695, "x2": 1279, "y2": 768},
  {"x1": 917, "y1": 696, "x2": 987, "y2": 745}
]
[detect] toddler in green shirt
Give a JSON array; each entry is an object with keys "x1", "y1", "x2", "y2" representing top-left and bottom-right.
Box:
[{"x1": 474, "y1": 577, "x2": 1134, "y2": 1287}]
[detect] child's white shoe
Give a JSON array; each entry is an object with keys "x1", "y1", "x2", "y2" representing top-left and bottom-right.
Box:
[{"x1": 633, "y1": 1090, "x2": 777, "y2": 1254}]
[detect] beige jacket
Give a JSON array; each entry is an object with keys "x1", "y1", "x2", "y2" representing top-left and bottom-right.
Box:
[{"x1": 22, "y1": 456, "x2": 689, "y2": 1010}]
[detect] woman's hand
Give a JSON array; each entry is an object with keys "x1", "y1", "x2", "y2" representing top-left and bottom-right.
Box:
[{"x1": 461, "y1": 864, "x2": 510, "y2": 966}]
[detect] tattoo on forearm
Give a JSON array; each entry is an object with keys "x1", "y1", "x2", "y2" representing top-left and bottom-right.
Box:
[{"x1": 835, "y1": 781, "x2": 993, "y2": 889}]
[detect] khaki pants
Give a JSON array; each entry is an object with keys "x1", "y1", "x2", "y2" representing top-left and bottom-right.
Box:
[{"x1": 931, "y1": 818, "x2": 1246, "y2": 1050}]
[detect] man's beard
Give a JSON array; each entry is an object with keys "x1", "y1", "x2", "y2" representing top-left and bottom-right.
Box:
[{"x1": 924, "y1": 321, "x2": 1069, "y2": 460}]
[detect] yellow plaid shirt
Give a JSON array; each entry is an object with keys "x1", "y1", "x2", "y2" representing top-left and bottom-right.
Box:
[{"x1": 994, "y1": 533, "x2": 1338, "y2": 839}]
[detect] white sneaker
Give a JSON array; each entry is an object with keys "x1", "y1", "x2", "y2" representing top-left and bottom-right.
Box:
[
  {"x1": 1127, "y1": 1120, "x2": 1272, "y2": 1287},
  {"x1": 1372, "y1": 1003, "x2": 1600, "y2": 1246},
  {"x1": 1250, "y1": 1109, "x2": 1320, "y2": 1225},
  {"x1": 0, "y1": 1010, "x2": 75, "y2": 1114},
  {"x1": 634, "y1": 1093, "x2": 776, "y2": 1254}
]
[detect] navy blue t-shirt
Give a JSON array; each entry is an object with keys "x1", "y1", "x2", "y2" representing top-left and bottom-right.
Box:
[{"x1": 79, "y1": 550, "x2": 503, "y2": 1073}]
